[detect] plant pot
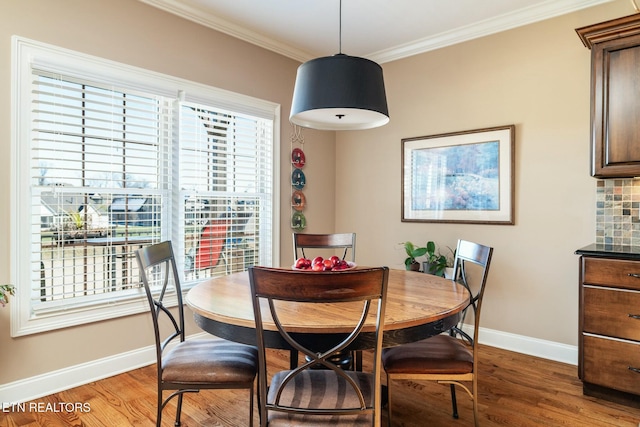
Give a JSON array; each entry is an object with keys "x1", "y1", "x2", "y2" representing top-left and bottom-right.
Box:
[
  {"x1": 423, "y1": 262, "x2": 450, "y2": 277},
  {"x1": 408, "y1": 261, "x2": 420, "y2": 271},
  {"x1": 422, "y1": 261, "x2": 439, "y2": 275}
]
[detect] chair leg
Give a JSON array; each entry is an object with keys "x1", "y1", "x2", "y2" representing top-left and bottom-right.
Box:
[
  {"x1": 174, "y1": 393, "x2": 184, "y2": 426},
  {"x1": 386, "y1": 374, "x2": 393, "y2": 427},
  {"x1": 248, "y1": 384, "x2": 254, "y2": 427},
  {"x1": 472, "y1": 378, "x2": 479, "y2": 427},
  {"x1": 353, "y1": 350, "x2": 363, "y2": 371},
  {"x1": 449, "y1": 384, "x2": 459, "y2": 419},
  {"x1": 156, "y1": 394, "x2": 163, "y2": 427},
  {"x1": 289, "y1": 349, "x2": 298, "y2": 369}
]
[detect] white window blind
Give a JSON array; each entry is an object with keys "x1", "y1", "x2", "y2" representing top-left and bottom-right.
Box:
[
  {"x1": 31, "y1": 71, "x2": 169, "y2": 312},
  {"x1": 11, "y1": 37, "x2": 279, "y2": 336},
  {"x1": 180, "y1": 102, "x2": 273, "y2": 280}
]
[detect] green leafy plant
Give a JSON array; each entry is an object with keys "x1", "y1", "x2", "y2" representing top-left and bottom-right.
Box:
[
  {"x1": 0, "y1": 284, "x2": 15, "y2": 307},
  {"x1": 423, "y1": 242, "x2": 456, "y2": 277},
  {"x1": 403, "y1": 241, "x2": 427, "y2": 270},
  {"x1": 424, "y1": 241, "x2": 448, "y2": 276}
]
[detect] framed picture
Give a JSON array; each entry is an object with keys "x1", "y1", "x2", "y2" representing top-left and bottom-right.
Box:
[{"x1": 402, "y1": 125, "x2": 515, "y2": 224}]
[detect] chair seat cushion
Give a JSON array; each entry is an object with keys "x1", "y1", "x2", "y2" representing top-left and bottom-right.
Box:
[
  {"x1": 382, "y1": 334, "x2": 473, "y2": 375},
  {"x1": 266, "y1": 369, "x2": 375, "y2": 426},
  {"x1": 162, "y1": 338, "x2": 257, "y2": 384}
]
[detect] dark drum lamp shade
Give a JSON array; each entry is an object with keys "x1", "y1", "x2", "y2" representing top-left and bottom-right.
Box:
[{"x1": 290, "y1": 53, "x2": 389, "y2": 131}]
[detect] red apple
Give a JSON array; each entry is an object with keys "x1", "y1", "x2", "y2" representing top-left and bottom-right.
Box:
[
  {"x1": 312, "y1": 256, "x2": 324, "y2": 266},
  {"x1": 332, "y1": 260, "x2": 351, "y2": 271},
  {"x1": 329, "y1": 255, "x2": 340, "y2": 266},
  {"x1": 323, "y1": 259, "x2": 333, "y2": 269},
  {"x1": 312, "y1": 263, "x2": 324, "y2": 271},
  {"x1": 295, "y1": 257, "x2": 309, "y2": 269}
]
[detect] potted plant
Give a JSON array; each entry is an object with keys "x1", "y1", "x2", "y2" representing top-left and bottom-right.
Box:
[
  {"x1": 403, "y1": 241, "x2": 427, "y2": 271},
  {"x1": 423, "y1": 242, "x2": 456, "y2": 278},
  {"x1": 0, "y1": 284, "x2": 15, "y2": 307}
]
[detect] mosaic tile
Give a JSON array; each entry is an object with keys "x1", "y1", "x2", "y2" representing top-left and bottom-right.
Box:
[{"x1": 596, "y1": 179, "x2": 640, "y2": 246}]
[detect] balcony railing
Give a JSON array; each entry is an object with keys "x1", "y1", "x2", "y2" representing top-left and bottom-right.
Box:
[{"x1": 38, "y1": 230, "x2": 256, "y2": 302}]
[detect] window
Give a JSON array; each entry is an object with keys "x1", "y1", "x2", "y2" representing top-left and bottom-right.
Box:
[{"x1": 11, "y1": 37, "x2": 280, "y2": 336}]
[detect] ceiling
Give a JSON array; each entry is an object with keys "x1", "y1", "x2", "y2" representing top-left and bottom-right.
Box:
[{"x1": 140, "y1": 0, "x2": 614, "y2": 63}]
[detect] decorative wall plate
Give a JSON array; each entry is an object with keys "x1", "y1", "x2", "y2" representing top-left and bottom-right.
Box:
[
  {"x1": 292, "y1": 190, "x2": 306, "y2": 211},
  {"x1": 291, "y1": 148, "x2": 306, "y2": 168},
  {"x1": 291, "y1": 168, "x2": 306, "y2": 190},
  {"x1": 291, "y1": 211, "x2": 306, "y2": 230}
]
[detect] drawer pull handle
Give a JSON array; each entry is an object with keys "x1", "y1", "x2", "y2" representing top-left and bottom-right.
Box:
[
  {"x1": 628, "y1": 273, "x2": 640, "y2": 279},
  {"x1": 629, "y1": 314, "x2": 640, "y2": 320},
  {"x1": 629, "y1": 366, "x2": 640, "y2": 374}
]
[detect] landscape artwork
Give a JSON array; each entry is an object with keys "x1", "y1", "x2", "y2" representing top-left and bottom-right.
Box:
[{"x1": 402, "y1": 125, "x2": 514, "y2": 224}]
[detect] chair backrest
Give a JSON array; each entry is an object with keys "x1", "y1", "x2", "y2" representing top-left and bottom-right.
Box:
[
  {"x1": 194, "y1": 220, "x2": 229, "y2": 270},
  {"x1": 293, "y1": 232, "x2": 356, "y2": 262},
  {"x1": 450, "y1": 239, "x2": 493, "y2": 345},
  {"x1": 248, "y1": 266, "x2": 389, "y2": 424},
  {"x1": 135, "y1": 241, "x2": 185, "y2": 364}
]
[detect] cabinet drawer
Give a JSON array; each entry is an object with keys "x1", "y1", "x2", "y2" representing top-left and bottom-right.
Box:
[
  {"x1": 583, "y1": 334, "x2": 640, "y2": 395},
  {"x1": 583, "y1": 286, "x2": 640, "y2": 341},
  {"x1": 583, "y1": 257, "x2": 640, "y2": 290}
]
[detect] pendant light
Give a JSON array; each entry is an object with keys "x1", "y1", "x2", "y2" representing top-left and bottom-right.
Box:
[{"x1": 289, "y1": 0, "x2": 389, "y2": 131}]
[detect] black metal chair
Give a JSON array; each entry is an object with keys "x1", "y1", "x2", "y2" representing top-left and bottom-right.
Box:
[
  {"x1": 136, "y1": 241, "x2": 258, "y2": 427},
  {"x1": 382, "y1": 239, "x2": 493, "y2": 427},
  {"x1": 292, "y1": 232, "x2": 360, "y2": 369},
  {"x1": 293, "y1": 232, "x2": 356, "y2": 262},
  {"x1": 248, "y1": 266, "x2": 389, "y2": 426}
]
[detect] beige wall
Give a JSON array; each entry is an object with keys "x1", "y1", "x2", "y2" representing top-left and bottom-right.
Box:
[
  {"x1": 0, "y1": 0, "x2": 635, "y2": 389},
  {"x1": 336, "y1": 0, "x2": 634, "y2": 345},
  {"x1": 0, "y1": 0, "x2": 334, "y2": 385}
]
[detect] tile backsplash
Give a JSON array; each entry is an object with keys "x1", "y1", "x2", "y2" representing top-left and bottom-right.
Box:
[{"x1": 596, "y1": 179, "x2": 640, "y2": 246}]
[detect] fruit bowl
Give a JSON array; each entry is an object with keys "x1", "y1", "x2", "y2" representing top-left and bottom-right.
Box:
[{"x1": 291, "y1": 260, "x2": 357, "y2": 272}]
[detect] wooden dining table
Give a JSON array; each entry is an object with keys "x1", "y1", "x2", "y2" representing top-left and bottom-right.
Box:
[{"x1": 186, "y1": 267, "x2": 471, "y2": 357}]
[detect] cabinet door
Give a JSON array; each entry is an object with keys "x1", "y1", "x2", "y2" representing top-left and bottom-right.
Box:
[
  {"x1": 583, "y1": 335, "x2": 640, "y2": 395},
  {"x1": 583, "y1": 286, "x2": 640, "y2": 341},
  {"x1": 582, "y1": 257, "x2": 640, "y2": 291},
  {"x1": 592, "y1": 34, "x2": 640, "y2": 177}
]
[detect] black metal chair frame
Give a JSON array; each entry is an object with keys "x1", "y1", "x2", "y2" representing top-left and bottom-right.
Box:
[
  {"x1": 385, "y1": 239, "x2": 493, "y2": 427},
  {"x1": 249, "y1": 266, "x2": 389, "y2": 427},
  {"x1": 293, "y1": 232, "x2": 356, "y2": 262},
  {"x1": 292, "y1": 232, "x2": 359, "y2": 369},
  {"x1": 136, "y1": 241, "x2": 256, "y2": 427}
]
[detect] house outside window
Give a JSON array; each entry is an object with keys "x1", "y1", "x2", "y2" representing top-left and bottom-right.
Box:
[{"x1": 11, "y1": 37, "x2": 280, "y2": 336}]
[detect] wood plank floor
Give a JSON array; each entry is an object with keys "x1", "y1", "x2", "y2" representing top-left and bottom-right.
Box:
[{"x1": 2, "y1": 345, "x2": 640, "y2": 426}]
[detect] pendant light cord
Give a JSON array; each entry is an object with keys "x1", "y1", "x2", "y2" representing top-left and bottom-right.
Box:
[{"x1": 339, "y1": 0, "x2": 342, "y2": 54}]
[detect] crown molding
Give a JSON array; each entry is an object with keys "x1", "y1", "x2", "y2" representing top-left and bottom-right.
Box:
[
  {"x1": 138, "y1": 0, "x2": 313, "y2": 62},
  {"x1": 139, "y1": 0, "x2": 614, "y2": 64},
  {"x1": 369, "y1": 0, "x2": 615, "y2": 63}
]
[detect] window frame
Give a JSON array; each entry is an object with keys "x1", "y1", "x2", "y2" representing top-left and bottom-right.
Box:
[{"x1": 10, "y1": 36, "x2": 281, "y2": 337}]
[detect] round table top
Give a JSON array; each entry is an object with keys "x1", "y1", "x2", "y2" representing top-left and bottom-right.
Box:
[{"x1": 186, "y1": 268, "x2": 470, "y2": 336}]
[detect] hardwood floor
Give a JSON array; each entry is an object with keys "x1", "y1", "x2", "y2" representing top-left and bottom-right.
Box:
[{"x1": 2, "y1": 345, "x2": 640, "y2": 426}]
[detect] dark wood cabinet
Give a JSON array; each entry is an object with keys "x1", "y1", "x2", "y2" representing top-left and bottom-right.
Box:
[
  {"x1": 578, "y1": 255, "x2": 640, "y2": 407},
  {"x1": 577, "y1": 14, "x2": 640, "y2": 178}
]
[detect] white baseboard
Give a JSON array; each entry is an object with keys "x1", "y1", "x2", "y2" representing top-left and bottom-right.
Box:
[
  {"x1": 467, "y1": 325, "x2": 578, "y2": 365},
  {"x1": 0, "y1": 329, "x2": 577, "y2": 404},
  {"x1": 0, "y1": 332, "x2": 209, "y2": 404}
]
